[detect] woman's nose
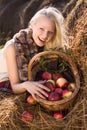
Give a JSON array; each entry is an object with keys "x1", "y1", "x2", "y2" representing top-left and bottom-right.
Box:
[{"x1": 42, "y1": 32, "x2": 48, "y2": 39}]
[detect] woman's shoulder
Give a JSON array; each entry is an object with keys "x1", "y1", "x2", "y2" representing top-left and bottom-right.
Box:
[
  {"x1": 4, "y1": 39, "x2": 15, "y2": 56},
  {"x1": 4, "y1": 39, "x2": 14, "y2": 49}
]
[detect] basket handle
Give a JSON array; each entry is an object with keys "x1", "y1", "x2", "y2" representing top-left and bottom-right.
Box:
[{"x1": 28, "y1": 51, "x2": 79, "y2": 82}]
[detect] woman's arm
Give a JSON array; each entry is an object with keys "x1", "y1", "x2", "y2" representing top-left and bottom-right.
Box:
[{"x1": 4, "y1": 42, "x2": 50, "y2": 99}]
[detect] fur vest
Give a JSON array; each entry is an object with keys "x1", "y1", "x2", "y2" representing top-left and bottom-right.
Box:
[{"x1": 13, "y1": 28, "x2": 44, "y2": 82}]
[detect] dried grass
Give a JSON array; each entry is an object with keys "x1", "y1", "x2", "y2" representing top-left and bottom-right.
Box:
[{"x1": 0, "y1": 0, "x2": 87, "y2": 130}]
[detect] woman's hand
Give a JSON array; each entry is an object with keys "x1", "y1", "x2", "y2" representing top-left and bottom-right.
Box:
[{"x1": 24, "y1": 81, "x2": 50, "y2": 100}]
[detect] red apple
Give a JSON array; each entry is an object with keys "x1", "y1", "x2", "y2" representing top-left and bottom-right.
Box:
[
  {"x1": 42, "y1": 71, "x2": 52, "y2": 80},
  {"x1": 44, "y1": 80, "x2": 55, "y2": 92},
  {"x1": 53, "y1": 112, "x2": 64, "y2": 120},
  {"x1": 52, "y1": 73, "x2": 63, "y2": 81},
  {"x1": 55, "y1": 87, "x2": 63, "y2": 95},
  {"x1": 47, "y1": 79, "x2": 55, "y2": 86},
  {"x1": 48, "y1": 92, "x2": 61, "y2": 101},
  {"x1": 21, "y1": 111, "x2": 33, "y2": 122},
  {"x1": 56, "y1": 77, "x2": 68, "y2": 88},
  {"x1": 27, "y1": 95, "x2": 36, "y2": 105},
  {"x1": 62, "y1": 90, "x2": 72, "y2": 98},
  {"x1": 68, "y1": 83, "x2": 76, "y2": 92}
]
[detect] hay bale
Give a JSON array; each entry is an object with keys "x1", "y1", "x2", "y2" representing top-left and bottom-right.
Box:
[{"x1": 0, "y1": 92, "x2": 27, "y2": 130}]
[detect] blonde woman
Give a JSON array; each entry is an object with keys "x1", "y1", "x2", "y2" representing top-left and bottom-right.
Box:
[{"x1": 0, "y1": 6, "x2": 68, "y2": 99}]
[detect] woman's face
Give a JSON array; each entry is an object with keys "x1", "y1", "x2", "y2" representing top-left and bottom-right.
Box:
[{"x1": 31, "y1": 15, "x2": 55, "y2": 47}]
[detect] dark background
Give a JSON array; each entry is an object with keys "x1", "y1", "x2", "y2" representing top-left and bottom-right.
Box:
[{"x1": 0, "y1": 0, "x2": 70, "y2": 45}]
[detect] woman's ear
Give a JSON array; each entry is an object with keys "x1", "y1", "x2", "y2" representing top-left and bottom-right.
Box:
[{"x1": 29, "y1": 21, "x2": 35, "y2": 29}]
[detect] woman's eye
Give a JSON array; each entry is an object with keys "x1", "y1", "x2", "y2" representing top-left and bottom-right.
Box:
[
  {"x1": 48, "y1": 31, "x2": 54, "y2": 36},
  {"x1": 40, "y1": 28, "x2": 44, "y2": 31}
]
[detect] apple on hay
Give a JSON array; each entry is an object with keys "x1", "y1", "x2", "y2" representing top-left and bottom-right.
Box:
[
  {"x1": 27, "y1": 95, "x2": 36, "y2": 105},
  {"x1": 53, "y1": 112, "x2": 64, "y2": 120},
  {"x1": 21, "y1": 111, "x2": 34, "y2": 122}
]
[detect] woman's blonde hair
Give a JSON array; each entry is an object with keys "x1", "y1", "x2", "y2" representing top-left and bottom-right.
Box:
[{"x1": 29, "y1": 6, "x2": 69, "y2": 50}]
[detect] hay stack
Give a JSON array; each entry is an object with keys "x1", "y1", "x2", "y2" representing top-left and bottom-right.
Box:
[
  {"x1": 0, "y1": 92, "x2": 27, "y2": 130},
  {"x1": 0, "y1": 0, "x2": 87, "y2": 130}
]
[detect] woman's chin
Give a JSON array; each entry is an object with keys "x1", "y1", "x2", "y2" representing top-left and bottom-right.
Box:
[{"x1": 36, "y1": 42, "x2": 45, "y2": 47}]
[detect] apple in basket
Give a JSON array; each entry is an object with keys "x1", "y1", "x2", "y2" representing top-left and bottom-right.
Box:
[
  {"x1": 21, "y1": 110, "x2": 34, "y2": 122},
  {"x1": 53, "y1": 112, "x2": 64, "y2": 120},
  {"x1": 68, "y1": 83, "x2": 76, "y2": 92},
  {"x1": 47, "y1": 79, "x2": 55, "y2": 86},
  {"x1": 27, "y1": 95, "x2": 36, "y2": 105},
  {"x1": 52, "y1": 73, "x2": 63, "y2": 81},
  {"x1": 56, "y1": 77, "x2": 69, "y2": 88},
  {"x1": 42, "y1": 71, "x2": 52, "y2": 80},
  {"x1": 62, "y1": 89, "x2": 73, "y2": 98},
  {"x1": 44, "y1": 79, "x2": 55, "y2": 92},
  {"x1": 55, "y1": 87, "x2": 63, "y2": 95},
  {"x1": 48, "y1": 91, "x2": 61, "y2": 101}
]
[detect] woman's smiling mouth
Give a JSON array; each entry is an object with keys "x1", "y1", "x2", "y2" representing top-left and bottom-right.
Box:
[{"x1": 38, "y1": 37, "x2": 46, "y2": 43}]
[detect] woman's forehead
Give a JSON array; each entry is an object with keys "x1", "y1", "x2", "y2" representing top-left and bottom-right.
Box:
[
  {"x1": 36, "y1": 16, "x2": 55, "y2": 29},
  {"x1": 35, "y1": 15, "x2": 54, "y2": 24}
]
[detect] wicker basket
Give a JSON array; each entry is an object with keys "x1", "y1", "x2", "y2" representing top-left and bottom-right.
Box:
[{"x1": 28, "y1": 51, "x2": 80, "y2": 111}]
